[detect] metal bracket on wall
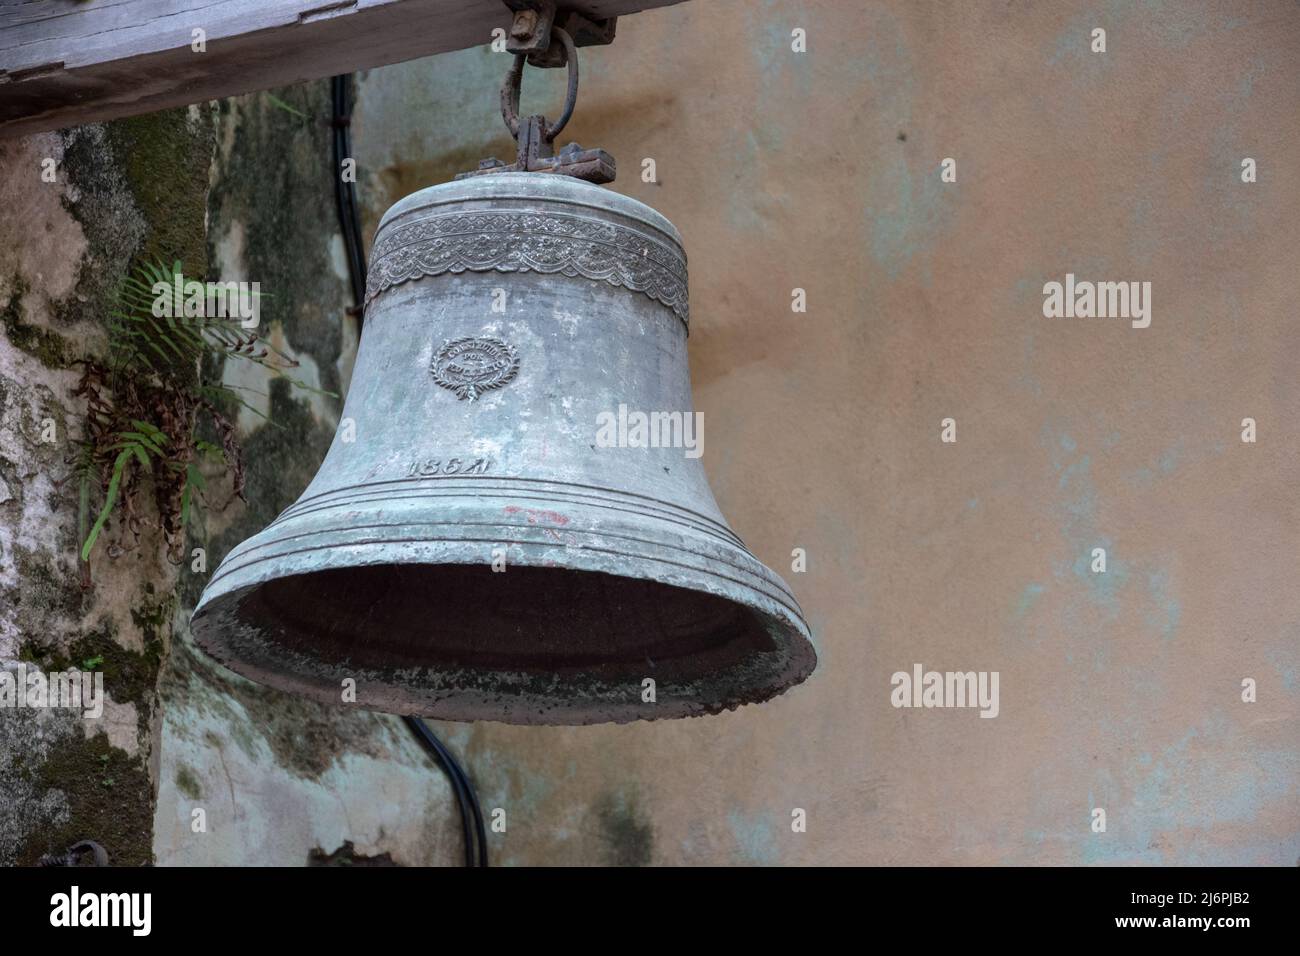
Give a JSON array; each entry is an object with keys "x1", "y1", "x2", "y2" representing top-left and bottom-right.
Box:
[
  {"x1": 456, "y1": 0, "x2": 617, "y2": 184},
  {"x1": 38, "y1": 840, "x2": 110, "y2": 867}
]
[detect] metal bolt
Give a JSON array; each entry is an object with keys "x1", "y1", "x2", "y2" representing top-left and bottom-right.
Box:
[{"x1": 511, "y1": 10, "x2": 538, "y2": 39}]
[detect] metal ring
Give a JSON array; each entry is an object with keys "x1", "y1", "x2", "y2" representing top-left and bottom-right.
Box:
[
  {"x1": 545, "y1": 28, "x2": 579, "y2": 141},
  {"x1": 499, "y1": 53, "x2": 525, "y2": 139},
  {"x1": 497, "y1": 27, "x2": 579, "y2": 143}
]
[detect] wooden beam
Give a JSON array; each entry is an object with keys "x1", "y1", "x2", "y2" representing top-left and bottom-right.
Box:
[{"x1": 0, "y1": 0, "x2": 686, "y2": 139}]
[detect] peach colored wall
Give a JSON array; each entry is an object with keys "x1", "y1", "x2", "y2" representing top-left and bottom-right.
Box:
[{"x1": 344, "y1": 0, "x2": 1300, "y2": 865}]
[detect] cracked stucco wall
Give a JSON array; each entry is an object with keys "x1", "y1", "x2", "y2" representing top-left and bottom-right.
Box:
[
  {"x1": 0, "y1": 109, "x2": 212, "y2": 866},
  {"x1": 2, "y1": 87, "x2": 462, "y2": 868}
]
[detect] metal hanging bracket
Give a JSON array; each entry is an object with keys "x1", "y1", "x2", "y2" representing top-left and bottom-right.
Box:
[
  {"x1": 503, "y1": 1, "x2": 616, "y2": 64},
  {"x1": 457, "y1": 1, "x2": 617, "y2": 184}
]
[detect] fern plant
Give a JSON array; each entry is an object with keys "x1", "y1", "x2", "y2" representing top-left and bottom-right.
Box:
[{"x1": 75, "y1": 258, "x2": 324, "y2": 576}]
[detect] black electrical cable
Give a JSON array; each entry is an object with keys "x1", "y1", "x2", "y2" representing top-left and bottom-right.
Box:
[
  {"x1": 404, "y1": 715, "x2": 490, "y2": 867},
  {"x1": 331, "y1": 75, "x2": 368, "y2": 317},
  {"x1": 329, "y1": 72, "x2": 488, "y2": 867}
]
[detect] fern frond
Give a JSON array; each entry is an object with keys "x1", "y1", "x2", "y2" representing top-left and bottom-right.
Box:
[{"x1": 81, "y1": 449, "x2": 133, "y2": 561}]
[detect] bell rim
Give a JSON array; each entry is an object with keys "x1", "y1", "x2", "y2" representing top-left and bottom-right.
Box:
[
  {"x1": 192, "y1": 623, "x2": 817, "y2": 725},
  {"x1": 191, "y1": 503, "x2": 816, "y2": 725},
  {"x1": 196, "y1": 509, "x2": 810, "y2": 639},
  {"x1": 190, "y1": 540, "x2": 816, "y2": 725}
]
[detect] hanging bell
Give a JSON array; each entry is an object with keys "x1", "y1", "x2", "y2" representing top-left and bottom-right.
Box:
[{"x1": 191, "y1": 172, "x2": 816, "y2": 723}]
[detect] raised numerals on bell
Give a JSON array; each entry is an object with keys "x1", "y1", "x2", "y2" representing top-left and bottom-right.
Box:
[{"x1": 406, "y1": 457, "x2": 494, "y2": 477}]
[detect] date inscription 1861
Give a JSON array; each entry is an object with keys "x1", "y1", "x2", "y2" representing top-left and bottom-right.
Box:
[{"x1": 407, "y1": 457, "x2": 493, "y2": 477}]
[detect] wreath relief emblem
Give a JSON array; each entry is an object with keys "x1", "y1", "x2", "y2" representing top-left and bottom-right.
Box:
[{"x1": 430, "y1": 336, "x2": 520, "y2": 401}]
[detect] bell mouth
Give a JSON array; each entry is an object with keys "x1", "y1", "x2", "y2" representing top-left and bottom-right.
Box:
[
  {"x1": 252, "y1": 563, "x2": 778, "y2": 670},
  {"x1": 192, "y1": 561, "x2": 814, "y2": 724}
]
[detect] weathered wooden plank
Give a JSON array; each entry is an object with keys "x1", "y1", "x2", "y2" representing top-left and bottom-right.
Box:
[{"x1": 0, "y1": 0, "x2": 686, "y2": 139}]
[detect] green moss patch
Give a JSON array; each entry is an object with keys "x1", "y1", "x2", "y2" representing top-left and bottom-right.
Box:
[{"x1": 16, "y1": 731, "x2": 154, "y2": 867}]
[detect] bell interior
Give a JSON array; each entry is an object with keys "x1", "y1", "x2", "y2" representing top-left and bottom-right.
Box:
[{"x1": 235, "y1": 563, "x2": 781, "y2": 682}]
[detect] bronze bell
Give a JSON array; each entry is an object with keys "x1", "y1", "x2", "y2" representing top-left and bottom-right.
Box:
[{"x1": 191, "y1": 172, "x2": 816, "y2": 724}]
